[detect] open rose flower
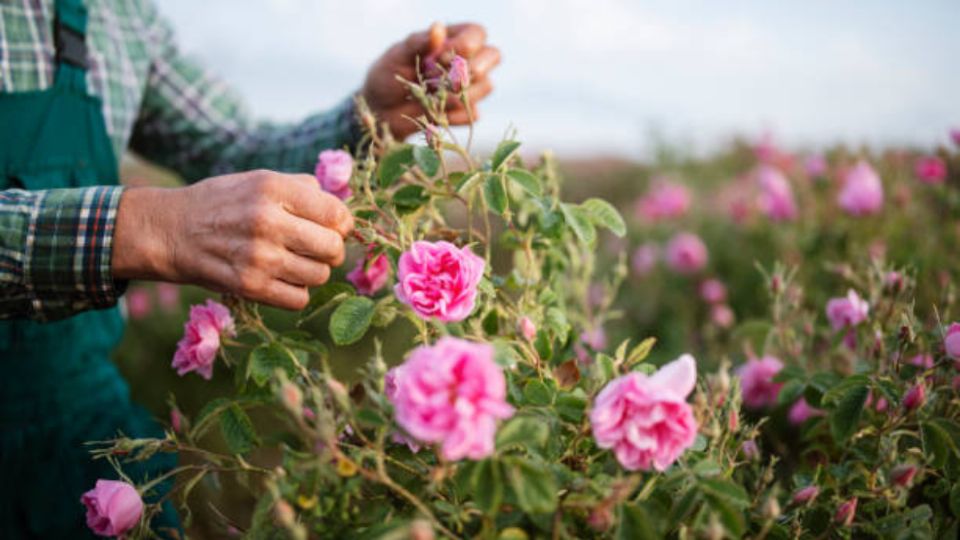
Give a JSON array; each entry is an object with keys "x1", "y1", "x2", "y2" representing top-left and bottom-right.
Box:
[
  {"x1": 387, "y1": 337, "x2": 513, "y2": 461},
  {"x1": 634, "y1": 181, "x2": 691, "y2": 222},
  {"x1": 395, "y1": 241, "x2": 485, "y2": 322},
  {"x1": 805, "y1": 154, "x2": 827, "y2": 178},
  {"x1": 699, "y1": 279, "x2": 727, "y2": 304},
  {"x1": 590, "y1": 354, "x2": 699, "y2": 471},
  {"x1": 944, "y1": 322, "x2": 960, "y2": 359},
  {"x1": 347, "y1": 250, "x2": 391, "y2": 296},
  {"x1": 314, "y1": 149, "x2": 354, "y2": 200},
  {"x1": 81, "y1": 480, "x2": 144, "y2": 538},
  {"x1": 737, "y1": 356, "x2": 783, "y2": 409},
  {"x1": 172, "y1": 299, "x2": 235, "y2": 380},
  {"x1": 826, "y1": 289, "x2": 869, "y2": 330},
  {"x1": 838, "y1": 161, "x2": 883, "y2": 216},
  {"x1": 756, "y1": 165, "x2": 798, "y2": 221},
  {"x1": 665, "y1": 232, "x2": 708, "y2": 274},
  {"x1": 631, "y1": 243, "x2": 659, "y2": 276},
  {"x1": 915, "y1": 156, "x2": 947, "y2": 185}
]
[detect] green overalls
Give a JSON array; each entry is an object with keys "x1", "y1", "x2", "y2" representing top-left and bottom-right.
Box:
[{"x1": 0, "y1": 0, "x2": 177, "y2": 536}]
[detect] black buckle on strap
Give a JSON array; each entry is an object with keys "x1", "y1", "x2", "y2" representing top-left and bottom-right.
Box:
[{"x1": 54, "y1": 21, "x2": 87, "y2": 68}]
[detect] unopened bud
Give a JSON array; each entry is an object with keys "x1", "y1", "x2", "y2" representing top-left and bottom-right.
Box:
[
  {"x1": 834, "y1": 497, "x2": 857, "y2": 526},
  {"x1": 409, "y1": 519, "x2": 435, "y2": 540},
  {"x1": 890, "y1": 464, "x2": 918, "y2": 487},
  {"x1": 741, "y1": 440, "x2": 760, "y2": 460},
  {"x1": 790, "y1": 485, "x2": 819, "y2": 505},
  {"x1": 281, "y1": 382, "x2": 303, "y2": 415},
  {"x1": 518, "y1": 316, "x2": 537, "y2": 342},
  {"x1": 705, "y1": 514, "x2": 725, "y2": 540},
  {"x1": 902, "y1": 384, "x2": 925, "y2": 411},
  {"x1": 274, "y1": 500, "x2": 296, "y2": 528},
  {"x1": 762, "y1": 497, "x2": 781, "y2": 520},
  {"x1": 587, "y1": 505, "x2": 613, "y2": 531},
  {"x1": 170, "y1": 408, "x2": 183, "y2": 434}
]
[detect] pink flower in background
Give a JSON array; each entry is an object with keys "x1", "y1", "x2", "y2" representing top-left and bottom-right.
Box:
[
  {"x1": 81, "y1": 480, "x2": 143, "y2": 538},
  {"x1": 826, "y1": 289, "x2": 870, "y2": 330},
  {"x1": 172, "y1": 299, "x2": 236, "y2": 380},
  {"x1": 518, "y1": 317, "x2": 537, "y2": 341},
  {"x1": 591, "y1": 354, "x2": 699, "y2": 471},
  {"x1": 838, "y1": 161, "x2": 883, "y2": 216},
  {"x1": 634, "y1": 181, "x2": 691, "y2": 222},
  {"x1": 665, "y1": 232, "x2": 708, "y2": 274},
  {"x1": 915, "y1": 156, "x2": 947, "y2": 184},
  {"x1": 314, "y1": 149, "x2": 354, "y2": 200},
  {"x1": 699, "y1": 279, "x2": 727, "y2": 304},
  {"x1": 737, "y1": 356, "x2": 784, "y2": 409},
  {"x1": 448, "y1": 55, "x2": 470, "y2": 91},
  {"x1": 756, "y1": 165, "x2": 798, "y2": 221},
  {"x1": 581, "y1": 326, "x2": 608, "y2": 351},
  {"x1": 754, "y1": 133, "x2": 778, "y2": 163},
  {"x1": 885, "y1": 271, "x2": 904, "y2": 291},
  {"x1": 631, "y1": 243, "x2": 659, "y2": 276},
  {"x1": 387, "y1": 337, "x2": 513, "y2": 461},
  {"x1": 951, "y1": 129, "x2": 960, "y2": 146},
  {"x1": 903, "y1": 384, "x2": 926, "y2": 411},
  {"x1": 804, "y1": 154, "x2": 828, "y2": 178},
  {"x1": 909, "y1": 354, "x2": 934, "y2": 370},
  {"x1": 791, "y1": 486, "x2": 820, "y2": 505},
  {"x1": 710, "y1": 304, "x2": 735, "y2": 328},
  {"x1": 788, "y1": 398, "x2": 825, "y2": 425},
  {"x1": 834, "y1": 497, "x2": 858, "y2": 526},
  {"x1": 156, "y1": 283, "x2": 180, "y2": 311},
  {"x1": 170, "y1": 408, "x2": 183, "y2": 433},
  {"x1": 395, "y1": 241, "x2": 485, "y2": 322},
  {"x1": 741, "y1": 440, "x2": 760, "y2": 460},
  {"x1": 347, "y1": 250, "x2": 391, "y2": 296},
  {"x1": 944, "y1": 322, "x2": 960, "y2": 359},
  {"x1": 125, "y1": 288, "x2": 152, "y2": 320}
]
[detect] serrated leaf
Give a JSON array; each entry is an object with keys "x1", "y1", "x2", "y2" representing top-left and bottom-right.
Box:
[
  {"x1": 378, "y1": 144, "x2": 414, "y2": 188},
  {"x1": 921, "y1": 421, "x2": 953, "y2": 468},
  {"x1": 247, "y1": 343, "x2": 296, "y2": 386},
  {"x1": 523, "y1": 379, "x2": 553, "y2": 406},
  {"x1": 219, "y1": 403, "x2": 259, "y2": 454},
  {"x1": 560, "y1": 203, "x2": 596, "y2": 244},
  {"x1": 556, "y1": 392, "x2": 587, "y2": 423},
  {"x1": 625, "y1": 337, "x2": 656, "y2": 367},
  {"x1": 496, "y1": 416, "x2": 550, "y2": 451},
  {"x1": 329, "y1": 296, "x2": 376, "y2": 346},
  {"x1": 483, "y1": 173, "x2": 508, "y2": 214},
  {"x1": 580, "y1": 198, "x2": 626, "y2": 237},
  {"x1": 300, "y1": 281, "x2": 355, "y2": 325},
  {"x1": 412, "y1": 145, "x2": 440, "y2": 176},
  {"x1": 822, "y1": 374, "x2": 870, "y2": 406},
  {"x1": 506, "y1": 168, "x2": 542, "y2": 197},
  {"x1": 491, "y1": 140, "x2": 521, "y2": 170},
  {"x1": 699, "y1": 477, "x2": 750, "y2": 508},
  {"x1": 470, "y1": 458, "x2": 503, "y2": 514},
  {"x1": 829, "y1": 382, "x2": 869, "y2": 442},
  {"x1": 505, "y1": 458, "x2": 557, "y2": 514},
  {"x1": 392, "y1": 184, "x2": 430, "y2": 214},
  {"x1": 617, "y1": 503, "x2": 659, "y2": 540}
]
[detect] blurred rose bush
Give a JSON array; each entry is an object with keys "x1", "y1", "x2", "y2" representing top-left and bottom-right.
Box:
[{"x1": 97, "y1": 71, "x2": 960, "y2": 538}]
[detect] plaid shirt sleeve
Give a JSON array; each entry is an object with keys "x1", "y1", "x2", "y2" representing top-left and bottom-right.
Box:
[
  {"x1": 128, "y1": 3, "x2": 362, "y2": 183},
  {"x1": 0, "y1": 186, "x2": 125, "y2": 321}
]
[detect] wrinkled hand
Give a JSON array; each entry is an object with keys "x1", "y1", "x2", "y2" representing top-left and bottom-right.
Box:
[
  {"x1": 362, "y1": 22, "x2": 501, "y2": 139},
  {"x1": 113, "y1": 170, "x2": 353, "y2": 310}
]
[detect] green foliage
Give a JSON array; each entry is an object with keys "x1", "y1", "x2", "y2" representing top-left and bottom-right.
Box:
[{"x1": 329, "y1": 296, "x2": 376, "y2": 346}]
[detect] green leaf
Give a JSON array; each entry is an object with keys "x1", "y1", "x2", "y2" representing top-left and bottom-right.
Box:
[
  {"x1": 219, "y1": 403, "x2": 259, "y2": 454},
  {"x1": 329, "y1": 296, "x2": 376, "y2": 346},
  {"x1": 505, "y1": 458, "x2": 558, "y2": 514},
  {"x1": 625, "y1": 337, "x2": 656, "y2": 367},
  {"x1": 699, "y1": 477, "x2": 750, "y2": 508},
  {"x1": 378, "y1": 144, "x2": 414, "y2": 188},
  {"x1": 412, "y1": 145, "x2": 440, "y2": 176},
  {"x1": 496, "y1": 416, "x2": 550, "y2": 451},
  {"x1": 491, "y1": 140, "x2": 521, "y2": 171},
  {"x1": 921, "y1": 420, "x2": 954, "y2": 468},
  {"x1": 522, "y1": 380, "x2": 554, "y2": 406},
  {"x1": 580, "y1": 198, "x2": 626, "y2": 237},
  {"x1": 247, "y1": 343, "x2": 296, "y2": 386},
  {"x1": 300, "y1": 281, "x2": 355, "y2": 325},
  {"x1": 617, "y1": 503, "x2": 659, "y2": 540},
  {"x1": 392, "y1": 184, "x2": 430, "y2": 214},
  {"x1": 506, "y1": 168, "x2": 542, "y2": 197},
  {"x1": 483, "y1": 173, "x2": 508, "y2": 214},
  {"x1": 470, "y1": 458, "x2": 503, "y2": 514},
  {"x1": 828, "y1": 382, "x2": 869, "y2": 442},
  {"x1": 703, "y1": 491, "x2": 746, "y2": 537},
  {"x1": 821, "y1": 374, "x2": 870, "y2": 406},
  {"x1": 560, "y1": 203, "x2": 597, "y2": 244},
  {"x1": 556, "y1": 391, "x2": 588, "y2": 423},
  {"x1": 950, "y1": 482, "x2": 960, "y2": 517}
]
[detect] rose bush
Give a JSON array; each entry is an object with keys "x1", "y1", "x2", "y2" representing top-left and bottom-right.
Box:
[{"x1": 96, "y1": 66, "x2": 960, "y2": 539}]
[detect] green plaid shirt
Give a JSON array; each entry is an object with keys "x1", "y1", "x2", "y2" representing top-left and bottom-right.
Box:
[{"x1": 0, "y1": 0, "x2": 361, "y2": 321}]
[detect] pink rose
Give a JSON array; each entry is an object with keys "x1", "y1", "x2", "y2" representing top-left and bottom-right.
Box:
[
  {"x1": 590, "y1": 354, "x2": 699, "y2": 471},
  {"x1": 737, "y1": 356, "x2": 783, "y2": 409},
  {"x1": 825, "y1": 289, "x2": 869, "y2": 331},
  {"x1": 631, "y1": 243, "x2": 659, "y2": 276},
  {"x1": 909, "y1": 354, "x2": 934, "y2": 369},
  {"x1": 788, "y1": 398, "x2": 825, "y2": 426},
  {"x1": 804, "y1": 154, "x2": 827, "y2": 178},
  {"x1": 754, "y1": 133, "x2": 777, "y2": 163},
  {"x1": 347, "y1": 250, "x2": 391, "y2": 296},
  {"x1": 448, "y1": 55, "x2": 470, "y2": 91},
  {"x1": 314, "y1": 149, "x2": 354, "y2": 200},
  {"x1": 518, "y1": 317, "x2": 537, "y2": 341},
  {"x1": 580, "y1": 326, "x2": 607, "y2": 351},
  {"x1": 944, "y1": 322, "x2": 960, "y2": 359},
  {"x1": 699, "y1": 279, "x2": 727, "y2": 304},
  {"x1": 710, "y1": 304, "x2": 735, "y2": 329},
  {"x1": 634, "y1": 181, "x2": 691, "y2": 222},
  {"x1": 81, "y1": 480, "x2": 144, "y2": 538},
  {"x1": 172, "y1": 299, "x2": 236, "y2": 380},
  {"x1": 915, "y1": 156, "x2": 947, "y2": 185},
  {"x1": 951, "y1": 129, "x2": 960, "y2": 147},
  {"x1": 791, "y1": 486, "x2": 820, "y2": 505},
  {"x1": 395, "y1": 241, "x2": 485, "y2": 322},
  {"x1": 756, "y1": 165, "x2": 797, "y2": 221},
  {"x1": 156, "y1": 282, "x2": 180, "y2": 311},
  {"x1": 387, "y1": 337, "x2": 513, "y2": 461},
  {"x1": 838, "y1": 161, "x2": 883, "y2": 216},
  {"x1": 903, "y1": 384, "x2": 925, "y2": 411},
  {"x1": 125, "y1": 288, "x2": 152, "y2": 320},
  {"x1": 665, "y1": 232, "x2": 708, "y2": 274}
]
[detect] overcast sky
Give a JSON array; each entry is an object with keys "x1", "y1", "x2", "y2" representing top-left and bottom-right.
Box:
[{"x1": 157, "y1": 0, "x2": 960, "y2": 158}]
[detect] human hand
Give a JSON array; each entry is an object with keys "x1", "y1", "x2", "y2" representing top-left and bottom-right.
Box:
[
  {"x1": 361, "y1": 22, "x2": 501, "y2": 139},
  {"x1": 112, "y1": 170, "x2": 353, "y2": 310}
]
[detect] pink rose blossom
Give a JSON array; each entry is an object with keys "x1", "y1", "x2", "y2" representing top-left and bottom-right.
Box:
[
  {"x1": 741, "y1": 440, "x2": 760, "y2": 460},
  {"x1": 347, "y1": 250, "x2": 391, "y2": 296},
  {"x1": 699, "y1": 279, "x2": 727, "y2": 304},
  {"x1": 825, "y1": 289, "x2": 870, "y2": 331},
  {"x1": 634, "y1": 181, "x2": 691, "y2": 222},
  {"x1": 885, "y1": 271, "x2": 904, "y2": 292},
  {"x1": 838, "y1": 161, "x2": 883, "y2": 216},
  {"x1": 518, "y1": 317, "x2": 537, "y2": 341},
  {"x1": 125, "y1": 288, "x2": 152, "y2": 320},
  {"x1": 903, "y1": 384, "x2": 925, "y2": 411},
  {"x1": 665, "y1": 232, "x2": 708, "y2": 274},
  {"x1": 710, "y1": 304, "x2": 735, "y2": 329},
  {"x1": 591, "y1": 355, "x2": 699, "y2": 471},
  {"x1": 791, "y1": 486, "x2": 820, "y2": 505},
  {"x1": 581, "y1": 326, "x2": 607, "y2": 351},
  {"x1": 804, "y1": 154, "x2": 828, "y2": 178},
  {"x1": 951, "y1": 129, "x2": 960, "y2": 147},
  {"x1": 395, "y1": 241, "x2": 485, "y2": 322},
  {"x1": 915, "y1": 155, "x2": 947, "y2": 185},
  {"x1": 737, "y1": 356, "x2": 784, "y2": 409},
  {"x1": 756, "y1": 165, "x2": 798, "y2": 221},
  {"x1": 314, "y1": 149, "x2": 354, "y2": 200},
  {"x1": 944, "y1": 322, "x2": 960, "y2": 359},
  {"x1": 788, "y1": 398, "x2": 825, "y2": 426},
  {"x1": 834, "y1": 497, "x2": 858, "y2": 526},
  {"x1": 909, "y1": 354, "x2": 934, "y2": 370},
  {"x1": 156, "y1": 282, "x2": 180, "y2": 311},
  {"x1": 631, "y1": 243, "x2": 659, "y2": 276},
  {"x1": 172, "y1": 299, "x2": 236, "y2": 380},
  {"x1": 754, "y1": 133, "x2": 778, "y2": 163},
  {"x1": 387, "y1": 337, "x2": 513, "y2": 461},
  {"x1": 448, "y1": 55, "x2": 470, "y2": 91},
  {"x1": 81, "y1": 480, "x2": 144, "y2": 538}
]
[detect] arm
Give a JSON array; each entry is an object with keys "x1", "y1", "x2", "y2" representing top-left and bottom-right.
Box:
[{"x1": 0, "y1": 187, "x2": 124, "y2": 321}]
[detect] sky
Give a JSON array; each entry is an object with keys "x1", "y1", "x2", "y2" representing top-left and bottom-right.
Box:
[{"x1": 157, "y1": 0, "x2": 960, "y2": 159}]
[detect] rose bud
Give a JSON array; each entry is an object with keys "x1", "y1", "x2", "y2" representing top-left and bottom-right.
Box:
[
  {"x1": 944, "y1": 322, "x2": 960, "y2": 359},
  {"x1": 281, "y1": 382, "x2": 303, "y2": 416},
  {"x1": 170, "y1": 407, "x2": 183, "y2": 434},
  {"x1": 790, "y1": 486, "x2": 820, "y2": 506},
  {"x1": 274, "y1": 500, "x2": 296, "y2": 528},
  {"x1": 902, "y1": 384, "x2": 926, "y2": 411},
  {"x1": 890, "y1": 464, "x2": 918, "y2": 488},
  {"x1": 834, "y1": 497, "x2": 858, "y2": 526},
  {"x1": 81, "y1": 480, "x2": 144, "y2": 538},
  {"x1": 741, "y1": 440, "x2": 760, "y2": 460},
  {"x1": 518, "y1": 316, "x2": 537, "y2": 341},
  {"x1": 410, "y1": 519, "x2": 435, "y2": 540}
]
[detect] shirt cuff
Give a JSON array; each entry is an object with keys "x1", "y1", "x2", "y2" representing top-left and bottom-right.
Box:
[{"x1": 21, "y1": 186, "x2": 126, "y2": 321}]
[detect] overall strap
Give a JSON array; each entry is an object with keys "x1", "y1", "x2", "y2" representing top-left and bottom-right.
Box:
[{"x1": 54, "y1": 0, "x2": 89, "y2": 90}]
